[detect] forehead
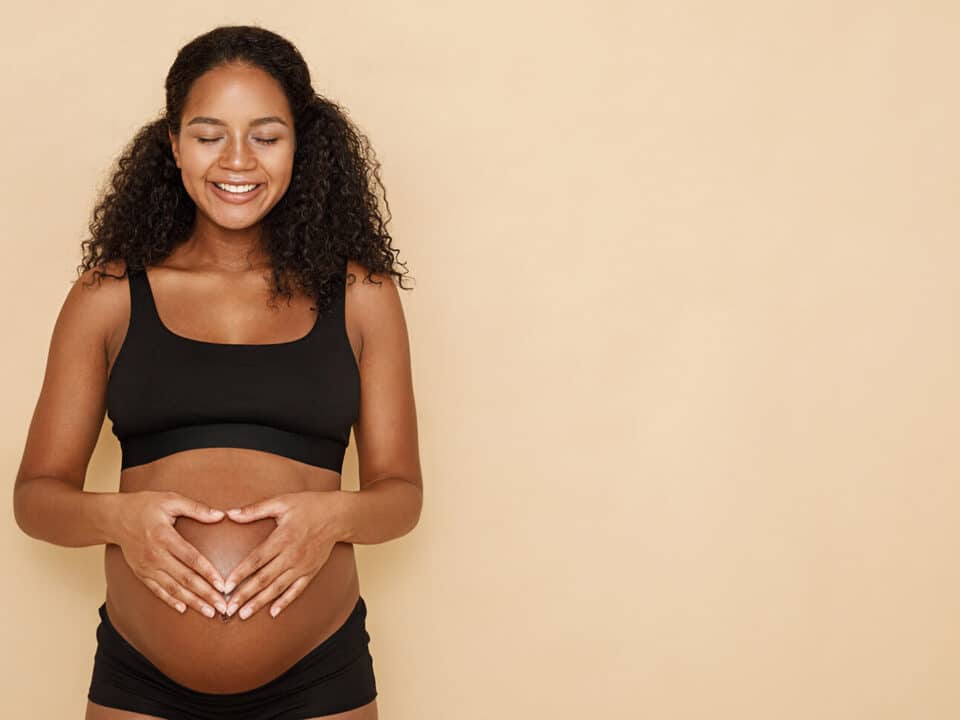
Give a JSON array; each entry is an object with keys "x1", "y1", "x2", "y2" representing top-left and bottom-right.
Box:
[{"x1": 183, "y1": 63, "x2": 292, "y2": 121}]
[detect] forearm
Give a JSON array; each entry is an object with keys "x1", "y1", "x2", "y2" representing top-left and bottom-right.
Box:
[
  {"x1": 333, "y1": 477, "x2": 422, "y2": 545},
  {"x1": 13, "y1": 476, "x2": 124, "y2": 548}
]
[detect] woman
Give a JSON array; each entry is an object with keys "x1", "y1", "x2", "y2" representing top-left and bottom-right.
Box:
[{"x1": 13, "y1": 25, "x2": 422, "y2": 720}]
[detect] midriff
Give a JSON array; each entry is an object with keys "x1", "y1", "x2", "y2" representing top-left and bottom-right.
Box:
[{"x1": 103, "y1": 447, "x2": 359, "y2": 693}]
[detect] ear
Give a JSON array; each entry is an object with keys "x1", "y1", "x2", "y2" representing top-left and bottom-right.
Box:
[{"x1": 168, "y1": 128, "x2": 181, "y2": 169}]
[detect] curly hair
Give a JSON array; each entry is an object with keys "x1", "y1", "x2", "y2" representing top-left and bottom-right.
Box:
[{"x1": 77, "y1": 24, "x2": 411, "y2": 315}]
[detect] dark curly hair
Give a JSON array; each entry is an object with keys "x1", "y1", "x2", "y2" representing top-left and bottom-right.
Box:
[{"x1": 77, "y1": 24, "x2": 411, "y2": 315}]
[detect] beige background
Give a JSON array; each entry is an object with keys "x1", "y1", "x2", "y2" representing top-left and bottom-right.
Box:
[{"x1": 3, "y1": 1, "x2": 958, "y2": 718}]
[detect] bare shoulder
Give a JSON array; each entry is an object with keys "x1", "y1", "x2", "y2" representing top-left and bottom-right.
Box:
[
  {"x1": 70, "y1": 259, "x2": 130, "y2": 299},
  {"x1": 61, "y1": 259, "x2": 131, "y2": 344},
  {"x1": 344, "y1": 258, "x2": 409, "y2": 361},
  {"x1": 345, "y1": 259, "x2": 399, "y2": 293},
  {"x1": 345, "y1": 259, "x2": 404, "y2": 317}
]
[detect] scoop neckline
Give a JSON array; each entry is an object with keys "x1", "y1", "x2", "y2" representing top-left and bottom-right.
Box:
[{"x1": 141, "y1": 267, "x2": 321, "y2": 348}]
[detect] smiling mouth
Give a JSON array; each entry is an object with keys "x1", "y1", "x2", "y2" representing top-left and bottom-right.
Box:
[
  {"x1": 212, "y1": 182, "x2": 261, "y2": 193},
  {"x1": 208, "y1": 181, "x2": 264, "y2": 203}
]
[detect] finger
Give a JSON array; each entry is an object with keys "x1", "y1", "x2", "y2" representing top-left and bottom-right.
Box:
[
  {"x1": 222, "y1": 539, "x2": 282, "y2": 595},
  {"x1": 270, "y1": 575, "x2": 310, "y2": 618},
  {"x1": 236, "y1": 567, "x2": 299, "y2": 620},
  {"x1": 226, "y1": 554, "x2": 287, "y2": 617},
  {"x1": 156, "y1": 568, "x2": 218, "y2": 619},
  {"x1": 141, "y1": 575, "x2": 187, "y2": 614},
  {"x1": 225, "y1": 497, "x2": 286, "y2": 523},
  {"x1": 166, "y1": 495, "x2": 226, "y2": 524},
  {"x1": 166, "y1": 533, "x2": 227, "y2": 594},
  {"x1": 163, "y1": 548, "x2": 228, "y2": 615}
]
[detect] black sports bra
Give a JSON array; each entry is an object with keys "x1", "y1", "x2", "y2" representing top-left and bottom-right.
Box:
[{"x1": 105, "y1": 262, "x2": 360, "y2": 472}]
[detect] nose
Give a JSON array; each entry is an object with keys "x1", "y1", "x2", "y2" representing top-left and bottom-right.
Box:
[{"x1": 218, "y1": 133, "x2": 257, "y2": 171}]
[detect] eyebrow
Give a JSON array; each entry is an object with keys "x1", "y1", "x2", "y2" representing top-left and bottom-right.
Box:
[{"x1": 186, "y1": 116, "x2": 289, "y2": 128}]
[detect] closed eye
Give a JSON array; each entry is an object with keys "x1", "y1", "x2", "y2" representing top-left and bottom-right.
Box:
[{"x1": 196, "y1": 137, "x2": 280, "y2": 145}]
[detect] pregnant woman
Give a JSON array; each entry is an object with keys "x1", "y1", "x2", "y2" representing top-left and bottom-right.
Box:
[{"x1": 13, "y1": 25, "x2": 422, "y2": 720}]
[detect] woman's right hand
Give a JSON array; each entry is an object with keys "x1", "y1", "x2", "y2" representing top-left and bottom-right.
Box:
[{"x1": 114, "y1": 490, "x2": 228, "y2": 618}]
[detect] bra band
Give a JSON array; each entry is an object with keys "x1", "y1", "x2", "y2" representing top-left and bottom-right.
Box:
[{"x1": 120, "y1": 422, "x2": 347, "y2": 472}]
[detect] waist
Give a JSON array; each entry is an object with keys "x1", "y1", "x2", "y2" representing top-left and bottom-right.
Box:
[{"x1": 118, "y1": 445, "x2": 344, "y2": 497}]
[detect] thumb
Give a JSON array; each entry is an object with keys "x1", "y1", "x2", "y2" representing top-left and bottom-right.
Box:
[
  {"x1": 226, "y1": 499, "x2": 280, "y2": 523},
  {"x1": 172, "y1": 496, "x2": 225, "y2": 523}
]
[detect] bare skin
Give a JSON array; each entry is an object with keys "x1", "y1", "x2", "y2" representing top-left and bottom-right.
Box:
[{"x1": 14, "y1": 62, "x2": 422, "y2": 719}]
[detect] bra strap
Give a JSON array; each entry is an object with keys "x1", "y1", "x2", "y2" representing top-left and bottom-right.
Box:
[{"x1": 126, "y1": 267, "x2": 164, "y2": 338}]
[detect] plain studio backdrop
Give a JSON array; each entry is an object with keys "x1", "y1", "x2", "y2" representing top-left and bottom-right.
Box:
[{"x1": 2, "y1": 1, "x2": 959, "y2": 718}]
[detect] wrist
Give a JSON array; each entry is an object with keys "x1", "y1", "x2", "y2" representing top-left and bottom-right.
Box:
[
  {"x1": 99, "y1": 491, "x2": 130, "y2": 546},
  {"x1": 328, "y1": 489, "x2": 354, "y2": 543}
]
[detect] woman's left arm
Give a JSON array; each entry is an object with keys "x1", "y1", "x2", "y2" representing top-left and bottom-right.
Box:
[{"x1": 332, "y1": 264, "x2": 423, "y2": 544}]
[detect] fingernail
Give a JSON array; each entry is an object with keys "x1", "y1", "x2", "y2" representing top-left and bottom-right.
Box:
[
  {"x1": 210, "y1": 509, "x2": 224, "y2": 518},
  {"x1": 202, "y1": 605, "x2": 215, "y2": 618},
  {"x1": 270, "y1": 606, "x2": 280, "y2": 618},
  {"x1": 227, "y1": 603, "x2": 238, "y2": 616},
  {"x1": 176, "y1": 602, "x2": 186, "y2": 613},
  {"x1": 224, "y1": 581, "x2": 235, "y2": 594},
  {"x1": 227, "y1": 508, "x2": 240, "y2": 515},
  {"x1": 215, "y1": 601, "x2": 227, "y2": 614},
  {"x1": 214, "y1": 579, "x2": 224, "y2": 592},
  {"x1": 239, "y1": 606, "x2": 252, "y2": 620}
]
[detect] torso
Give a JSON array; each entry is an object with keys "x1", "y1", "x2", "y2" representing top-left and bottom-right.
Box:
[{"x1": 101, "y1": 260, "x2": 364, "y2": 693}]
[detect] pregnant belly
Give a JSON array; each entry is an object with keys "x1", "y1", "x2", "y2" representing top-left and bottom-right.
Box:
[
  {"x1": 104, "y1": 519, "x2": 359, "y2": 692},
  {"x1": 103, "y1": 453, "x2": 359, "y2": 693}
]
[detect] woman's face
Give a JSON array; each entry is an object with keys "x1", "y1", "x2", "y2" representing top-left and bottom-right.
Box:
[{"x1": 168, "y1": 62, "x2": 296, "y2": 232}]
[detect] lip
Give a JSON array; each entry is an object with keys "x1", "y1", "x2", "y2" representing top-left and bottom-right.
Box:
[{"x1": 208, "y1": 181, "x2": 264, "y2": 204}]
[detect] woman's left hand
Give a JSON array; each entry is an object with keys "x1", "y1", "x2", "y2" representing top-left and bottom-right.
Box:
[{"x1": 221, "y1": 491, "x2": 343, "y2": 620}]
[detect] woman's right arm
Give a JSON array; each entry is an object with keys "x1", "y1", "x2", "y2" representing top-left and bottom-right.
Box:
[
  {"x1": 13, "y1": 264, "x2": 127, "y2": 546},
  {"x1": 12, "y1": 264, "x2": 229, "y2": 617}
]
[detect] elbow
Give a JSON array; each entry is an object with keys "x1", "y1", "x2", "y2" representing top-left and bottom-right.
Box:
[
  {"x1": 407, "y1": 482, "x2": 423, "y2": 534},
  {"x1": 390, "y1": 476, "x2": 422, "y2": 538},
  {"x1": 12, "y1": 480, "x2": 37, "y2": 539}
]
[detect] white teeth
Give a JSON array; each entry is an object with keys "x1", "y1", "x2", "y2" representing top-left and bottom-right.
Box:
[{"x1": 214, "y1": 182, "x2": 258, "y2": 193}]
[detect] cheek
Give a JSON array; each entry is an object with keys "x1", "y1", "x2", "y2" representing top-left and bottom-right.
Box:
[
  {"x1": 177, "y1": 153, "x2": 207, "y2": 181},
  {"x1": 268, "y1": 150, "x2": 295, "y2": 180},
  {"x1": 274, "y1": 174, "x2": 295, "y2": 202},
  {"x1": 262, "y1": 157, "x2": 295, "y2": 197},
  {"x1": 174, "y1": 161, "x2": 212, "y2": 206}
]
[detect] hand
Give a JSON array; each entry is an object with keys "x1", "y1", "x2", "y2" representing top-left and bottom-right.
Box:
[
  {"x1": 221, "y1": 491, "x2": 342, "y2": 620},
  {"x1": 115, "y1": 490, "x2": 228, "y2": 618}
]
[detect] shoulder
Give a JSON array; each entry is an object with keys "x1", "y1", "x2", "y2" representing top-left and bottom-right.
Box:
[
  {"x1": 72, "y1": 258, "x2": 130, "y2": 291},
  {"x1": 69, "y1": 259, "x2": 131, "y2": 309},
  {"x1": 344, "y1": 258, "x2": 409, "y2": 342},
  {"x1": 345, "y1": 259, "x2": 402, "y2": 309},
  {"x1": 60, "y1": 259, "x2": 131, "y2": 343}
]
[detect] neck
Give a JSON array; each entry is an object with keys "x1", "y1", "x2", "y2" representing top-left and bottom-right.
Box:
[{"x1": 178, "y1": 216, "x2": 272, "y2": 272}]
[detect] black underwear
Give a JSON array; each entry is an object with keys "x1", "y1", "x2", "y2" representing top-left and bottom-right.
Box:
[{"x1": 87, "y1": 595, "x2": 377, "y2": 719}]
